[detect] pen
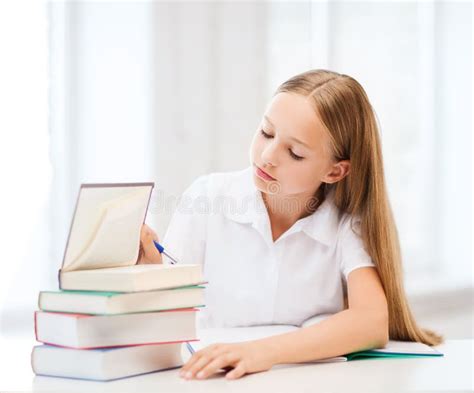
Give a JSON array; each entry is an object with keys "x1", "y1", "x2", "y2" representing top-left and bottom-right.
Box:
[
  {"x1": 153, "y1": 240, "x2": 179, "y2": 265},
  {"x1": 186, "y1": 342, "x2": 195, "y2": 355}
]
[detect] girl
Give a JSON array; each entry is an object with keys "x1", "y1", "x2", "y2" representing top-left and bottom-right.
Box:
[{"x1": 138, "y1": 69, "x2": 442, "y2": 380}]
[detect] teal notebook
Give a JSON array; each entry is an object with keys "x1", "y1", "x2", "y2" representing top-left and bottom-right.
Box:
[
  {"x1": 345, "y1": 340, "x2": 443, "y2": 360},
  {"x1": 187, "y1": 336, "x2": 443, "y2": 363}
]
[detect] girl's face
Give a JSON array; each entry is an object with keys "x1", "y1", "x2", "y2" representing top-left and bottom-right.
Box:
[{"x1": 249, "y1": 92, "x2": 343, "y2": 197}]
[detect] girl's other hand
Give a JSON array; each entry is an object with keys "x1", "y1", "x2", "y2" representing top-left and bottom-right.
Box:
[
  {"x1": 179, "y1": 341, "x2": 275, "y2": 380},
  {"x1": 136, "y1": 224, "x2": 163, "y2": 264}
]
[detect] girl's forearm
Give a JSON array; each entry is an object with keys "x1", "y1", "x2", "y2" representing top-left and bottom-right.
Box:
[{"x1": 259, "y1": 308, "x2": 389, "y2": 366}]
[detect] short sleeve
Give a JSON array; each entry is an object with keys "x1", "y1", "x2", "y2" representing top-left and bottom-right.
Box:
[
  {"x1": 338, "y1": 216, "x2": 375, "y2": 282},
  {"x1": 161, "y1": 175, "x2": 209, "y2": 266}
]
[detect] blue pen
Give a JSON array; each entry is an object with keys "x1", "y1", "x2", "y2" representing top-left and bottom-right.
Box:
[
  {"x1": 153, "y1": 240, "x2": 179, "y2": 265},
  {"x1": 186, "y1": 342, "x2": 195, "y2": 355}
]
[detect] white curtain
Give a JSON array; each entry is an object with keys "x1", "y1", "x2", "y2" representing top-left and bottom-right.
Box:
[
  {"x1": 265, "y1": 1, "x2": 472, "y2": 290},
  {"x1": 0, "y1": 0, "x2": 50, "y2": 336}
]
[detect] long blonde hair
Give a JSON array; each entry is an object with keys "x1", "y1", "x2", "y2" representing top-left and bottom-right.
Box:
[{"x1": 276, "y1": 69, "x2": 442, "y2": 346}]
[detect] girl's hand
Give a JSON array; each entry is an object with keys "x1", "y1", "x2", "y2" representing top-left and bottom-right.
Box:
[
  {"x1": 179, "y1": 341, "x2": 275, "y2": 380},
  {"x1": 136, "y1": 224, "x2": 163, "y2": 264}
]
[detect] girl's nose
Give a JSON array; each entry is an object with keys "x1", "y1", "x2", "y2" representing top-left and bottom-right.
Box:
[{"x1": 261, "y1": 140, "x2": 280, "y2": 167}]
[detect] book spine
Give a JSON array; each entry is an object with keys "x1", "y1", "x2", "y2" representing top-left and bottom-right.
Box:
[
  {"x1": 58, "y1": 269, "x2": 62, "y2": 290},
  {"x1": 30, "y1": 346, "x2": 36, "y2": 375},
  {"x1": 36, "y1": 338, "x2": 200, "y2": 350},
  {"x1": 160, "y1": 308, "x2": 200, "y2": 314},
  {"x1": 34, "y1": 311, "x2": 39, "y2": 341}
]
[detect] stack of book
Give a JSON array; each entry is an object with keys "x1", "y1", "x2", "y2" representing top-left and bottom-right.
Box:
[{"x1": 31, "y1": 182, "x2": 205, "y2": 381}]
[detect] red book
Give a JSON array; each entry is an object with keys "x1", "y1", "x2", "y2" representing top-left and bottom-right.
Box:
[{"x1": 35, "y1": 308, "x2": 199, "y2": 349}]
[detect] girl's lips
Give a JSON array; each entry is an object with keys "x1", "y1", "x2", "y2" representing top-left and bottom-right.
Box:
[{"x1": 255, "y1": 165, "x2": 276, "y2": 181}]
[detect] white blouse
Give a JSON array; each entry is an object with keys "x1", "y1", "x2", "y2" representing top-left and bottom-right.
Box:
[{"x1": 162, "y1": 166, "x2": 375, "y2": 329}]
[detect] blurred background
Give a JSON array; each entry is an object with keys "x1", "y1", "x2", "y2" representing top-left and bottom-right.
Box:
[{"x1": 0, "y1": 1, "x2": 472, "y2": 340}]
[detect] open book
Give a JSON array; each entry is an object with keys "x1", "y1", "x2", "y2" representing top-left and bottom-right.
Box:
[
  {"x1": 187, "y1": 323, "x2": 443, "y2": 364},
  {"x1": 58, "y1": 183, "x2": 203, "y2": 292}
]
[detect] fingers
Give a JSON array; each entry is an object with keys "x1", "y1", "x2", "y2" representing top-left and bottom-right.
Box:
[
  {"x1": 141, "y1": 224, "x2": 159, "y2": 242},
  {"x1": 195, "y1": 354, "x2": 239, "y2": 379},
  {"x1": 137, "y1": 224, "x2": 162, "y2": 264},
  {"x1": 182, "y1": 355, "x2": 212, "y2": 379},
  {"x1": 178, "y1": 342, "x2": 259, "y2": 381},
  {"x1": 180, "y1": 349, "x2": 239, "y2": 380},
  {"x1": 180, "y1": 344, "x2": 221, "y2": 376},
  {"x1": 225, "y1": 363, "x2": 246, "y2": 380},
  {"x1": 180, "y1": 344, "x2": 220, "y2": 374},
  {"x1": 142, "y1": 234, "x2": 162, "y2": 263}
]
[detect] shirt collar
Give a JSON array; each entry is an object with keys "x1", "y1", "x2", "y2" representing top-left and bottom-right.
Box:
[
  {"x1": 221, "y1": 166, "x2": 263, "y2": 224},
  {"x1": 223, "y1": 166, "x2": 340, "y2": 246},
  {"x1": 299, "y1": 192, "x2": 340, "y2": 246}
]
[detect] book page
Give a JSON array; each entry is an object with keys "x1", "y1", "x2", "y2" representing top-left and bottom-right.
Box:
[
  {"x1": 301, "y1": 313, "x2": 334, "y2": 328},
  {"x1": 189, "y1": 326, "x2": 347, "y2": 364},
  {"x1": 62, "y1": 184, "x2": 153, "y2": 272},
  {"x1": 193, "y1": 325, "x2": 298, "y2": 350},
  {"x1": 369, "y1": 340, "x2": 443, "y2": 355}
]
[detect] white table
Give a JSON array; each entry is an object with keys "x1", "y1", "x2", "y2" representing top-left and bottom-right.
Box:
[{"x1": 1, "y1": 335, "x2": 472, "y2": 392}]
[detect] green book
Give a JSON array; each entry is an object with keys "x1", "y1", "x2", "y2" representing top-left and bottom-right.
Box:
[
  {"x1": 38, "y1": 285, "x2": 206, "y2": 315},
  {"x1": 345, "y1": 340, "x2": 443, "y2": 360}
]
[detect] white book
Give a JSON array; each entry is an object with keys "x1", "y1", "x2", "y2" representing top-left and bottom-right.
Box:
[
  {"x1": 35, "y1": 309, "x2": 198, "y2": 349},
  {"x1": 32, "y1": 343, "x2": 183, "y2": 381},
  {"x1": 59, "y1": 264, "x2": 204, "y2": 292},
  {"x1": 187, "y1": 323, "x2": 443, "y2": 365},
  {"x1": 57, "y1": 182, "x2": 204, "y2": 291},
  {"x1": 38, "y1": 286, "x2": 205, "y2": 315}
]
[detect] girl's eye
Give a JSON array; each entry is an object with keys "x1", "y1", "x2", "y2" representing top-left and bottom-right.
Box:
[
  {"x1": 289, "y1": 149, "x2": 304, "y2": 161},
  {"x1": 260, "y1": 129, "x2": 304, "y2": 160}
]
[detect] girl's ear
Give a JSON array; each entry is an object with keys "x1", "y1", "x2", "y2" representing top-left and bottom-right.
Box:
[{"x1": 322, "y1": 160, "x2": 350, "y2": 184}]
